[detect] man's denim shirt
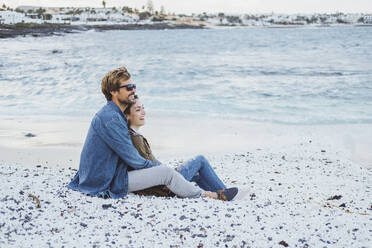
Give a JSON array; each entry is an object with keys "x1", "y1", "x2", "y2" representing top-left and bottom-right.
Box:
[{"x1": 68, "y1": 101, "x2": 159, "y2": 198}]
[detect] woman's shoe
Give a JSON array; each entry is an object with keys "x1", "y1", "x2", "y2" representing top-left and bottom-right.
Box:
[{"x1": 216, "y1": 187, "x2": 238, "y2": 201}]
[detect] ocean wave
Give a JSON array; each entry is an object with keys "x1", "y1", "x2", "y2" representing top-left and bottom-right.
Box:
[{"x1": 0, "y1": 27, "x2": 371, "y2": 125}]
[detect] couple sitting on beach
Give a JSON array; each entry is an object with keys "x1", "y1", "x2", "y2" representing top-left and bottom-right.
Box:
[{"x1": 68, "y1": 66, "x2": 238, "y2": 201}]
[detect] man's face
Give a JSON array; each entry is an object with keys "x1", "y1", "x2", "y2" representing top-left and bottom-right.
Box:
[{"x1": 112, "y1": 78, "x2": 136, "y2": 106}]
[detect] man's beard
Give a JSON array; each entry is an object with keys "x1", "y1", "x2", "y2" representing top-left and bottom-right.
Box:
[{"x1": 118, "y1": 95, "x2": 135, "y2": 106}]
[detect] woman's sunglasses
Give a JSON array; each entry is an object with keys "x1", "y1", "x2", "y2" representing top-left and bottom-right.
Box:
[{"x1": 119, "y1": 84, "x2": 136, "y2": 91}]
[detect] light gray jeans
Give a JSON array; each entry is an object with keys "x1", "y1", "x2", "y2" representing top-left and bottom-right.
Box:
[{"x1": 128, "y1": 165, "x2": 205, "y2": 198}]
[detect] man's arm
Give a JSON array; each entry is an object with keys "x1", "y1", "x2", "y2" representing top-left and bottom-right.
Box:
[{"x1": 94, "y1": 114, "x2": 160, "y2": 169}]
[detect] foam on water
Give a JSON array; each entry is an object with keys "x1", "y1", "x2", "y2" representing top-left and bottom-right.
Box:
[{"x1": 0, "y1": 26, "x2": 371, "y2": 124}]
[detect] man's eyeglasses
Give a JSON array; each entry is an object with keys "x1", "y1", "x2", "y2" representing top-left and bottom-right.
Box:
[{"x1": 119, "y1": 84, "x2": 136, "y2": 91}]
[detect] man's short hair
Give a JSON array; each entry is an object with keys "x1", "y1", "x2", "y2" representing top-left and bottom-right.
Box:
[{"x1": 101, "y1": 66, "x2": 131, "y2": 101}]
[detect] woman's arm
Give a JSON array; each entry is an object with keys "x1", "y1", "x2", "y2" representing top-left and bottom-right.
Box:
[{"x1": 131, "y1": 134, "x2": 158, "y2": 163}]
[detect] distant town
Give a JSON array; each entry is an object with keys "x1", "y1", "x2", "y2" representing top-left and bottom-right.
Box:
[{"x1": 1, "y1": 2, "x2": 372, "y2": 27}]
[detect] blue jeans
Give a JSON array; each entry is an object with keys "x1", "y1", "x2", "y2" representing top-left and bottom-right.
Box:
[{"x1": 177, "y1": 155, "x2": 227, "y2": 192}]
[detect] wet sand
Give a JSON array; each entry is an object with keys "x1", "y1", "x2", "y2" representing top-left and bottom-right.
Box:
[{"x1": 0, "y1": 115, "x2": 371, "y2": 168}]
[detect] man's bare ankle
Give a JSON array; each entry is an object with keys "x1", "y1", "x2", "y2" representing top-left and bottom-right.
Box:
[{"x1": 204, "y1": 191, "x2": 218, "y2": 199}]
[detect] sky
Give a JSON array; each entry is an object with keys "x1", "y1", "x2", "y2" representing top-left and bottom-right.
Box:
[{"x1": 2, "y1": 0, "x2": 372, "y2": 14}]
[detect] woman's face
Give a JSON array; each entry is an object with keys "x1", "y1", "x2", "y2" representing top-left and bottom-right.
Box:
[{"x1": 127, "y1": 100, "x2": 145, "y2": 127}]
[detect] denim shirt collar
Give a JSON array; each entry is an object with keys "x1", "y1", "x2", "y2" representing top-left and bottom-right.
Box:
[{"x1": 107, "y1": 101, "x2": 127, "y2": 121}]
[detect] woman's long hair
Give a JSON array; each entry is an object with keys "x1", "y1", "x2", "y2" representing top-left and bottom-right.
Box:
[{"x1": 124, "y1": 95, "x2": 139, "y2": 126}]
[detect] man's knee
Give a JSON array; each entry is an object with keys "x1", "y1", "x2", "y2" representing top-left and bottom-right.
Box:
[
  {"x1": 195, "y1": 155, "x2": 206, "y2": 162},
  {"x1": 195, "y1": 155, "x2": 208, "y2": 166}
]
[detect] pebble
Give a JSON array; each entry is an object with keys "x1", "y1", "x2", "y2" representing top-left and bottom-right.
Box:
[{"x1": 24, "y1": 133, "x2": 36, "y2": 137}]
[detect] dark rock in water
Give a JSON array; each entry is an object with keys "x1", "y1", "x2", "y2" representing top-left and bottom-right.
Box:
[
  {"x1": 25, "y1": 133, "x2": 36, "y2": 137},
  {"x1": 52, "y1": 49, "x2": 62, "y2": 54},
  {"x1": 327, "y1": 195, "x2": 342, "y2": 200},
  {"x1": 339, "y1": 203, "x2": 346, "y2": 208}
]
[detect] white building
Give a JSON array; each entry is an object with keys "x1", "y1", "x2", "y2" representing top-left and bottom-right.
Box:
[
  {"x1": 106, "y1": 12, "x2": 139, "y2": 23},
  {"x1": 0, "y1": 11, "x2": 22, "y2": 24},
  {"x1": 1, "y1": 6, "x2": 141, "y2": 25},
  {"x1": 51, "y1": 14, "x2": 73, "y2": 24},
  {"x1": 364, "y1": 15, "x2": 372, "y2": 24},
  {"x1": 55, "y1": 8, "x2": 139, "y2": 24},
  {"x1": 346, "y1": 13, "x2": 362, "y2": 23},
  {"x1": 0, "y1": 10, "x2": 40, "y2": 24}
]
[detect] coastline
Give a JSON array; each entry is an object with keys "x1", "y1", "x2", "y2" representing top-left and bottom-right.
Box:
[
  {"x1": 1, "y1": 22, "x2": 371, "y2": 39},
  {"x1": 0, "y1": 114, "x2": 371, "y2": 169},
  {"x1": 0, "y1": 22, "x2": 205, "y2": 39}
]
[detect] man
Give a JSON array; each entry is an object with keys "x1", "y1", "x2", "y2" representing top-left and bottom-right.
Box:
[{"x1": 68, "y1": 66, "x2": 237, "y2": 200}]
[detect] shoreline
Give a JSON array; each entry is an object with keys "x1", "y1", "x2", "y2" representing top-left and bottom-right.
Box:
[
  {"x1": 1, "y1": 22, "x2": 371, "y2": 39},
  {"x1": 0, "y1": 114, "x2": 371, "y2": 169},
  {"x1": 0, "y1": 22, "x2": 205, "y2": 39}
]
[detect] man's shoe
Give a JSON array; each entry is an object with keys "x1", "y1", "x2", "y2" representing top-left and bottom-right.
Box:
[{"x1": 216, "y1": 187, "x2": 238, "y2": 201}]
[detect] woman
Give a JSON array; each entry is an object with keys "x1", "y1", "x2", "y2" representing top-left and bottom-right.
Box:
[{"x1": 124, "y1": 95, "x2": 238, "y2": 201}]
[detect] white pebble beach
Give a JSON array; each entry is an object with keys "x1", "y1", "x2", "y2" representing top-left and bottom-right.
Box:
[{"x1": 1, "y1": 116, "x2": 371, "y2": 247}]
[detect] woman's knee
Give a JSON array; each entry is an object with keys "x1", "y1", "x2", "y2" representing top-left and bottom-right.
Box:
[
  {"x1": 157, "y1": 165, "x2": 174, "y2": 174},
  {"x1": 195, "y1": 155, "x2": 209, "y2": 167},
  {"x1": 157, "y1": 165, "x2": 178, "y2": 183}
]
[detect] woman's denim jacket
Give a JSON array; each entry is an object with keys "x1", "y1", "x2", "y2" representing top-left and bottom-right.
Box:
[{"x1": 68, "y1": 101, "x2": 159, "y2": 198}]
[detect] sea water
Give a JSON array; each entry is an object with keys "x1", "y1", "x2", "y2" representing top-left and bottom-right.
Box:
[{"x1": 0, "y1": 26, "x2": 371, "y2": 125}]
